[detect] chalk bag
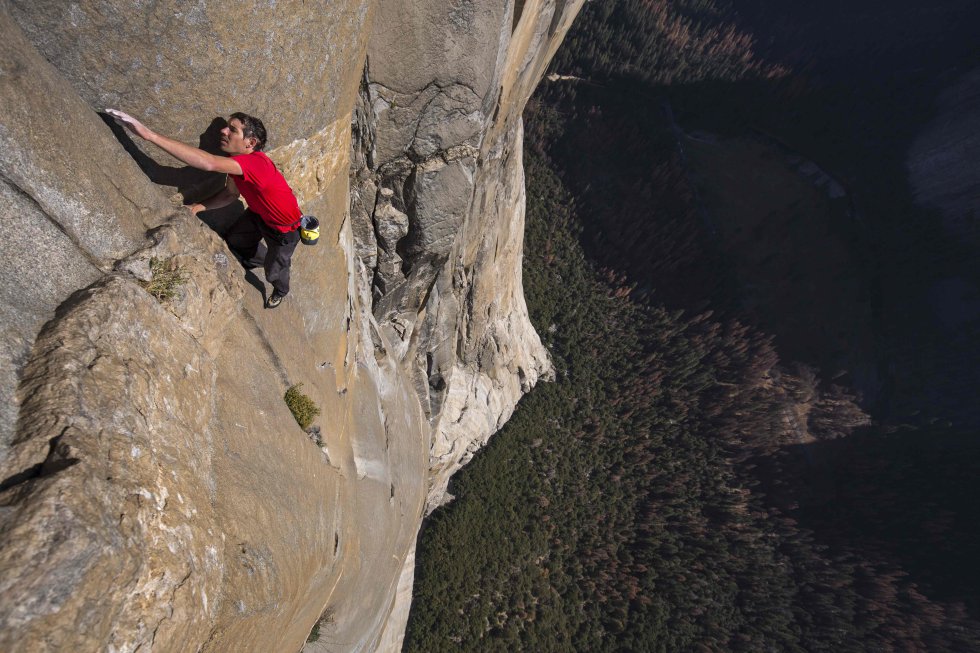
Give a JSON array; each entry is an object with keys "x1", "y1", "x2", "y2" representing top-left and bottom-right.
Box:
[{"x1": 300, "y1": 215, "x2": 320, "y2": 246}]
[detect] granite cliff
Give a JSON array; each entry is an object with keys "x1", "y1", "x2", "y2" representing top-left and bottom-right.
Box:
[{"x1": 0, "y1": 1, "x2": 582, "y2": 651}]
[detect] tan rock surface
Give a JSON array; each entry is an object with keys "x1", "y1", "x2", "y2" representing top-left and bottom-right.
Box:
[
  {"x1": 7, "y1": 0, "x2": 375, "y2": 151},
  {"x1": 0, "y1": 8, "x2": 172, "y2": 451},
  {"x1": 0, "y1": 1, "x2": 582, "y2": 651}
]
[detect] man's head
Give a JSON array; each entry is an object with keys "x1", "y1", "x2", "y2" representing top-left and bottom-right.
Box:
[{"x1": 220, "y1": 112, "x2": 267, "y2": 154}]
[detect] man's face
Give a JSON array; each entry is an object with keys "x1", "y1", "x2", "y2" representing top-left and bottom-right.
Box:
[{"x1": 219, "y1": 119, "x2": 255, "y2": 155}]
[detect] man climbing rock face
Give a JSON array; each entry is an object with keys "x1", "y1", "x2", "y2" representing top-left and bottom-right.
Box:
[{"x1": 107, "y1": 109, "x2": 302, "y2": 309}]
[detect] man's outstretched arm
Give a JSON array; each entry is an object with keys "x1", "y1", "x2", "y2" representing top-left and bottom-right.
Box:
[{"x1": 107, "y1": 109, "x2": 243, "y2": 176}]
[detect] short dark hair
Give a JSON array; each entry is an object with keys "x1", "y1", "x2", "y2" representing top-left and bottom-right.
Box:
[{"x1": 230, "y1": 112, "x2": 267, "y2": 151}]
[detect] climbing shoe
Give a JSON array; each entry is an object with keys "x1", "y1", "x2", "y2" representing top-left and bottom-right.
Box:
[{"x1": 266, "y1": 291, "x2": 286, "y2": 309}]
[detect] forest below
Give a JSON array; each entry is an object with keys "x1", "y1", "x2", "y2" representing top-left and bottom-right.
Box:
[{"x1": 405, "y1": 1, "x2": 980, "y2": 650}]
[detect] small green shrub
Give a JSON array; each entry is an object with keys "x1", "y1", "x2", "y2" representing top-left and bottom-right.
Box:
[
  {"x1": 306, "y1": 622, "x2": 320, "y2": 643},
  {"x1": 285, "y1": 383, "x2": 320, "y2": 430},
  {"x1": 306, "y1": 606, "x2": 334, "y2": 643},
  {"x1": 141, "y1": 257, "x2": 187, "y2": 303}
]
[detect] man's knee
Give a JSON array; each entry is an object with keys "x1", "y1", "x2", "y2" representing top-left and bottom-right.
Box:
[{"x1": 265, "y1": 231, "x2": 299, "y2": 272}]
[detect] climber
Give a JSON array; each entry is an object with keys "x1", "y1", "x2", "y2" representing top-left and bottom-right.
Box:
[{"x1": 106, "y1": 109, "x2": 301, "y2": 309}]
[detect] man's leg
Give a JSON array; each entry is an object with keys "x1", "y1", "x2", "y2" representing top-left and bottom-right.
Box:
[
  {"x1": 262, "y1": 225, "x2": 301, "y2": 298},
  {"x1": 224, "y1": 209, "x2": 267, "y2": 269}
]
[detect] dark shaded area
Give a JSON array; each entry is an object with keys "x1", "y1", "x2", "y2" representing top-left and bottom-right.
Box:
[
  {"x1": 102, "y1": 113, "x2": 255, "y2": 240},
  {"x1": 406, "y1": 142, "x2": 980, "y2": 650},
  {"x1": 754, "y1": 425, "x2": 980, "y2": 616},
  {"x1": 194, "y1": 199, "x2": 249, "y2": 237},
  {"x1": 0, "y1": 434, "x2": 78, "y2": 495},
  {"x1": 408, "y1": 0, "x2": 980, "y2": 650},
  {"x1": 729, "y1": 0, "x2": 980, "y2": 77},
  {"x1": 540, "y1": 0, "x2": 980, "y2": 427},
  {"x1": 100, "y1": 113, "x2": 229, "y2": 202},
  {"x1": 531, "y1": 0, "x2": 980, "y2": 618},
  {"x1": 663, "y1": 38, "x2": 980, "y2": 426},
  {"x1": 533, "y1": 77, "x2": 735, "y2": 309},
  {"x1": 243, "y1": 269, "x2": 267, "y2": 303},
  {"x1": 101, "y1": 113, "x2": 248, "y2": 236}
]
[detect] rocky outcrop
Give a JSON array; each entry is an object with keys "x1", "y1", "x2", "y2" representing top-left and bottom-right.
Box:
[
  {"x1": 0, "y1": 1, "x2": 581, "y2": 651},
  {"x1": 351, "y1": 0, "x2": 582, "y2": 512}
]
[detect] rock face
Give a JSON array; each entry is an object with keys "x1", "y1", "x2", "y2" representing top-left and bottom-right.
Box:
[
  {"x1": 353, "y1": 0, "x2": 582, "y2": 511},
  {"x1": 0, "y1": 1, "x2": 581, "y2": 651}
]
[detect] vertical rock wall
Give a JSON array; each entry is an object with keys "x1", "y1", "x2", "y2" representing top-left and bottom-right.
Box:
[
  {"x1": 352, "y1": 0, "x2": 584, "y2": 511},
  {"x1": 0, "y1": 1, "x2": 582, "y2": 651}
]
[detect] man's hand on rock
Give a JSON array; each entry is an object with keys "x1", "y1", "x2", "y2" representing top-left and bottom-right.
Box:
[
  {"x1": 106, "y1": 109, "x2": 154, "y2": 141},
  {"x1": 187, "y1": 203, "x2": 206, "y2": 216}
]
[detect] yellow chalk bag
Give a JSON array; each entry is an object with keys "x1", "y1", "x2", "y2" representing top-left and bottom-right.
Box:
[{"x1": 300, "y1": 215, "x2": 320, "y2": 246}]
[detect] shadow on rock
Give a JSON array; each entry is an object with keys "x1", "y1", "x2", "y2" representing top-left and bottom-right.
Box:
[
  {"x1": 100, "y1": 113, "x2": 229, "y2": 205},
  {"x1": 101, "y1": 113, "x2": 250, "y2": 237},
  {"x1": 243, "y1": 269, "x2": 267, "y2": 304}
]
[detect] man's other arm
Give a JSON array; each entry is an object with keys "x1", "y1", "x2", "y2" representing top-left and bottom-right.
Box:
[{"x1": 188, "y1": 177, "x2": 241, "y2": 216}]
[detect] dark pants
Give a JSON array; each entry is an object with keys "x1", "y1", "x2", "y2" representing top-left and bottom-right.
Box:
[{"x1": 224, "y1": 209, "x2": 301, "y2": 296}]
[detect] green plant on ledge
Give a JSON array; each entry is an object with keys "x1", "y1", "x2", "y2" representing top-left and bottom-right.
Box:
[
  {"x1": 306, "y1": 622, "x2": 320, "y2": 644},
  {"x1": 306, "y1": 606, "x2": 335, "y2": 643},
  {"x1": 285, "y1": 383, "x2": 320, "y2": 431},
  {"x1": 140, "y1": 257, "x2": 187, "y2": 303}
]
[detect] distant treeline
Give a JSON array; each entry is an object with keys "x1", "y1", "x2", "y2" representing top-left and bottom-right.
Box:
[
  {"x1": 404, "y1": 0, "x2": 980, "y2": 650},
  {"x1": 554, "y1": 0, "x2": 784, "y2": 86}
]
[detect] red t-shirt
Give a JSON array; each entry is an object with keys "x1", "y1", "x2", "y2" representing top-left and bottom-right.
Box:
[{"x1": 231, "y1": 152, "x2": 302, "y2": 233}]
